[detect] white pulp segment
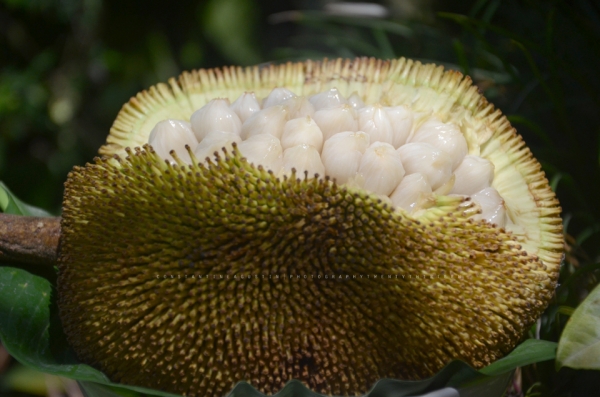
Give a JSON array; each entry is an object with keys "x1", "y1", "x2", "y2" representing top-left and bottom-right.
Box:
[
  {"x1": 281, "y1": 116, "x2": 324, "y2": 152},
  {"x1": 434, "y1": 174, "x2": 456, "y2": 196},
  {"x1": 148, "y1": 87, "x2": 505, "y2": 225},
  {"x1": 230, "y1": 92, "x2": 261, "y2": 122},
  {"x1": 190, "y1": 99, "x2": 242, "y2": 141},
  {"x1": 281, "y1": 144, "x2": 325, "y2": 178},
  {"x1": 451, "y1": 155, "x2": 495, "y2": 195},
  {"x1": 410, "y1": 118, "x2": 467, "y2": 170},
  {"x1": 241, "y1": 105, "x2": 289, "y2": 140},
  {"x1": 193, "y1": 130, "x2": 242, "y2": 163},
  {"x1": 358, "y1": 142, "x2": 405, "y2": 196},
  {"x1": 262, "y1": 87, "x2": 296, "y2": 108},
  {"x1": 309, "y1": 88, "x2": 348, "y2": 110},
  {"x1": 281, "y1": 96, "x2": 315, "y2": 119},
  {"x1": 358, "y1": 105, "x2": 394, "y2": 145},
  {"x1": 390, "y1": 173, "x2": 432, "y2": 212},
  {"x1": 237, "y1": 134, "x2": 283, "y2": 172},
  {"x1": 385, "y1": 105, "x2": 413, "y2": 148},
  {"x1": 313, "y1": 105, "x2": 359, "y2": 141},
  {"x1": 347, "y1": 92, "x2": 365, "y2": 109},
  {"x1": 321, "y1": 131, "x2": 370, "y2": 184},
  {"x1": 397, "y1": 142, "x2": 453, "y2": 190},
  {"x1": 471, "y1": 187, "x2": 506, "y2": 228},
  {"x1": 148, "y1": 119, "x2": 198, "y2": 164}
]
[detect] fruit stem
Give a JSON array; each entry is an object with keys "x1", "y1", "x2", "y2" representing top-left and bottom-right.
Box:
[{"x1": 0, "y1": 213, "x2": 60, "y2": 266}]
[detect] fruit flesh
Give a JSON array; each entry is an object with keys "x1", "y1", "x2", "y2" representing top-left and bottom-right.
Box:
[
  {"x1": 146, "y1": 87, "x2": 508, "y2": 225},
  {"x1": 59, "y1": 57, "x2": 563, "y2": 397}
]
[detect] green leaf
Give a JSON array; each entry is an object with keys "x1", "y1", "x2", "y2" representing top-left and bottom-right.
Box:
[
  {"x1": 479, "y1": 339, "x2": 557, "y2": 376},
  {"x1": 0, "y1": 266, "x2": 555, "y2": 397},
  {"x1": 0, "y1": 266, "x2": 180, "y2": 397},
  {"x1": 557, "y1": 306, "x2": 575, "y2": 317},
  {"x1": 0, "y1": 181, "x2": 53, "y2": 217},
  {"x1": 372, "y1": 28, "x2": 395, "y2": 60},
  {"x1": 0, "y1": 266, "x2": 110, "y2": 383},
  {"x1": 556, "y1": 283, "x2": 600, "y2": 370},
  {"x1": 78, "y1": 381, "x2": 146, "y2": 397},
  {"x1": 452, "y1": 39, "x2": 470, "y2": 75}
]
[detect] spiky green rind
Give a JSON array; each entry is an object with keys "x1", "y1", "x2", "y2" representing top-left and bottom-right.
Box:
[{"x1": 58, "y1": 147, "x2": 555, "y2": 397}]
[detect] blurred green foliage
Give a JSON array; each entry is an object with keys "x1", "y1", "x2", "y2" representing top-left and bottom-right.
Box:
[
  {"x1": 1, "y1": 0, "x2": 600, "y2": 395},
  {"x1": 0, "y1": 0, "x2": 272, "y2": 213}
]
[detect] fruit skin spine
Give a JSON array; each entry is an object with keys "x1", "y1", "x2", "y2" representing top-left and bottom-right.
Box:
[{"x1": 58, "y1": 146, "x2": 557, "y2": 396}]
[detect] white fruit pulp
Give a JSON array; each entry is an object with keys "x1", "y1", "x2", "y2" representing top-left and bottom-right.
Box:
[{"x1": 147, "y1": 88, "x2": 506, "y2": 227}]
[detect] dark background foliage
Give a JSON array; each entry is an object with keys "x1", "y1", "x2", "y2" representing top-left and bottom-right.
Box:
[{"x1": 1, "y1": 0, "x2": 600, "y2": 395}]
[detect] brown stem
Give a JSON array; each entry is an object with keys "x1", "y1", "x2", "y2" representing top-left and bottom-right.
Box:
[{"x1": 0, "y1": 213, "x2": 61, "y2": 266}]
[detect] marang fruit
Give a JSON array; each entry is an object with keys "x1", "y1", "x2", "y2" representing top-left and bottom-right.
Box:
[{"x1": 57, "y1": 57, "x2": 563, "y2": 397}]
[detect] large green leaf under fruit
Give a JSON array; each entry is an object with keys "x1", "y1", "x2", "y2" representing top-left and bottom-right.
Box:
[
  {"x1": 0, "y1": 181, "x2": 53, "y2": 217},
  {"x1": 0, "y1": 266, "x2": 182, "y2": 397},
  {"x1": 556, "y1": 283, "x2": 600, "y2": 370},
  {"x1": 0, "y1": 264, "x2": 557, "y2": 397}
]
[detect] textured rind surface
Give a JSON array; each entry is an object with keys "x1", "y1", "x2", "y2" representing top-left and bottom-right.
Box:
[
  {"x1": 60, "y1": 148, "x2": 555, "y2": 397},
  {"x1": 59, "y1": 57, "x2": 564, "y2": 397}
]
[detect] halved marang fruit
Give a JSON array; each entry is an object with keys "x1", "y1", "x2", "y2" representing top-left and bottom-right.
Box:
[{"x1": 58, "y1": 58, "x2": 563, "y2": 397}]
